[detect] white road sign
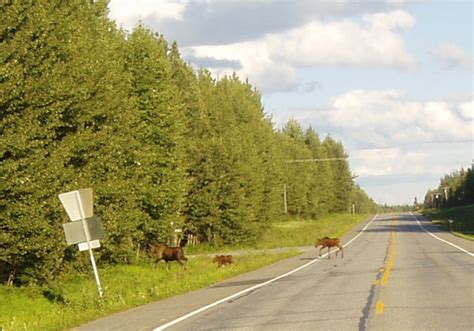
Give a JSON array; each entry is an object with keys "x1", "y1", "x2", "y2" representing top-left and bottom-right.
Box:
[
  {"x1": 59, "y1": 188, "x2": 93, "y2": 221},
  {"x1": 78, "y1": 240, "x2": 101, "y2": 251}
]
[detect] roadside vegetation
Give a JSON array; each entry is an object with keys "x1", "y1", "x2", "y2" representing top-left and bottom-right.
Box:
[
  {"x1": 255, "y1": 213, "x2": 367, "y2": 249},
  {"x1": 423, "y1": 205, "x2": 474, "y2": 240},
  {"x1": 1, "y1": 2, "x2": 378, "y2": 290},
  {"x1": 1, "y1": 2, "x2": 376, "y2": 330},
  {"x1": 0, "y1": 214, "x2": 368, "y2": 331},
  {"x1": 0, "y1": 251, "x2": 298, "y2": 331},
  {"x1": 422, "y1": 164, "x2": 474, "y2": 240}
]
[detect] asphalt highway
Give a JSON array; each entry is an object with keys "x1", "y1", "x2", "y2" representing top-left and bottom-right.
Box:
[{"x1": 76, "y1": 213, "x2": 474, "y2": 331}]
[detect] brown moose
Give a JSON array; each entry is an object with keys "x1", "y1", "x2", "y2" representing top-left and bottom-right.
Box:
[
  {"x1": 213, "y1": 255, "x2": 234, "y2": 267},
  {"x1": 315, "y1": 237, "x2": 344, "y2": 259},
  {"x1": 150, "y1": 243, "x2": 188, "y2": 269}
]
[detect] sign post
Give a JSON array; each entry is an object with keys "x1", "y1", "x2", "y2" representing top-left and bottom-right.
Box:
[{"x1": 59, "y1": 188, "x2": 104, "y2": 298}]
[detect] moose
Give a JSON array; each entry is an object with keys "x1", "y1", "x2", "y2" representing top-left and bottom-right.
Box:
[
  {"x1": 315, "y1": 237, "x2": 344, "y2": 259},
  {"x1": 213, "y1": 255, "x2": 234, "y2": 267},
  {"x1": 149, "y1": 243, "x2": 188, "y2": 269}
]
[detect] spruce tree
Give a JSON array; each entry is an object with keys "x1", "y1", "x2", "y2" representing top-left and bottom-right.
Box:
[
  {"x1": 1, "y1": 0, "x2": 130, "y2": 283},
  {"x1": 280, "y1": 120, "x2": 312, "y2": 217},
  {"x1": 322, "y1": 136, "x2": 353, "y2": 213},
  {"x1": 304, "y1": 127, "x2": 332, "y2": 217},
  {"x1": 122, "y1": 26, "x2": 186, "y2": 248}
]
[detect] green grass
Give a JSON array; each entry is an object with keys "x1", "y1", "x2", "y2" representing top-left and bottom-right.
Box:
[
  {"x1": 254, "y1": 213, "x2": 369, "y2": 249},
  {"x1": 0, "y1": 251, "x2": 298, "y2": 331},
  {"x1": 423, "y1": 204, "x2": 474, "y2": 240},
  {"x1": 0, "y1": 213, "x2": 370, "y2": 331}
]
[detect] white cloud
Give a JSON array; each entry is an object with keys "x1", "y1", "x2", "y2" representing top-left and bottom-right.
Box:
[
  {"x1": 308, "y1": 90, "x2": 473, "y2": 148},
  {"x1": 183, "y1": 41, "x2": 299, "y2": 92},
  {"x1": 430, "y1": 43, "x2": 473, "y2": 70},
  {"x1": 185, "y1": 10, "x2": 417, "y2": 92},
  {"x1": 458, "y1": 100, "x2": 473, "y2": 120},
  {"x1": 268, "y1": 11, "x2": 417, "y2": 70},
  {"x1": 354, "y1": 148, "x2": 428, "y2": 177},
  {"x1": 108, "y1": 0, "x2": 185, "y2": 31},
  {"x1": 108, "y1": 0, "x2": 409, "y2": 46},
  {"x1": 363, "y1": 9, "x2": 416, "y2": 30}
]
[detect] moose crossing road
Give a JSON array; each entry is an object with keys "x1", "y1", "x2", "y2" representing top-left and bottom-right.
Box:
[{"x1": 77, "y1": 213, "x2": 474, "y2": 331}]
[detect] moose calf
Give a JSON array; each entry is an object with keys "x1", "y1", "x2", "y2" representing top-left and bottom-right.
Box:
[
  {"x1": 315, "y1": 237, "x2": 344, "y2": 259},
  {"x1": 213, "y1": 255, "x2": 234, "y2": 267}
]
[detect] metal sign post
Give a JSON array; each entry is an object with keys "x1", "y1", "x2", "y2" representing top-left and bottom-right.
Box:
[
  {"x1": 448, "y1": 219, "x2": 454, "y2": 233},
  {"x1": 59, "y1": 188, "x2": 104, "y2": 298}
]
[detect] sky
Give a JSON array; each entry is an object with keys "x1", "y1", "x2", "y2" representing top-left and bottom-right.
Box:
[{"x1": 107, "y1": 0, "x2": 473, "y2": 206}]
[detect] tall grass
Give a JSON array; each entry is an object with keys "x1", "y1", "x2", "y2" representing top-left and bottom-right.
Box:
[
  {"x1": 185, "y1": 213, "x2": 370, "y2": 254},
  {"x1": 1, "y1": 213, "x2": 369, "y2": 330},
  {"x1": 0, "y1": 251, "x2": 298, "y2": 331},
  {"x1": 255, "y1": 213, "x2": 369, "y2": 249}
]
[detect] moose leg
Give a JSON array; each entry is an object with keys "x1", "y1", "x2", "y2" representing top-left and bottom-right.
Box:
[
  {"x1": 335, "y1": 245, "x2": 343, "y2": 258},
  {"x1": 178, "y1": 259, "x2": 188, "y2": 269},
  {"x1": 319, "y1": 247, "x2": 323, "y2": 257},
  {"x1": 327, "y1": 247, "x2": 331, "y2": 259},
  {"x1": 154, "y1": 258, "x2": 162, "y2": 268}
]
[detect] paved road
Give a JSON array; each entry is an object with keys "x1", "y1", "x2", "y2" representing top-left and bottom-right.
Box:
[{"x1": 76, "y1": 213, "x2": 474, "y2": 331}]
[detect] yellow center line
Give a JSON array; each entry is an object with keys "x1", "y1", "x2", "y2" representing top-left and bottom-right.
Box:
[
  {"x1": 381, "y1": 219, "x2": 397, "y2": 287},
  {"x1": 376, "y1": 300, "x2": 385, "y2": 314},
  {"x1": 372, "y1": 216, "x2": 397, "y2": 317}
]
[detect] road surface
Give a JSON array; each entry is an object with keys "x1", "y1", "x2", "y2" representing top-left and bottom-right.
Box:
[{"x1": 76, "y1": 213, "x2": 474, "y2": 331}]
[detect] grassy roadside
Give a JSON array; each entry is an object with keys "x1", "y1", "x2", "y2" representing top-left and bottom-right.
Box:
[
  {"x1": 422, "y1": 204, "x2": 474, "y2": 240},
  {"x1": 0, "y1": 213, "x2": 369, "y2": 331},
  {"x1": 255, "y1": 213, "x2": 368, "y2": 249}
]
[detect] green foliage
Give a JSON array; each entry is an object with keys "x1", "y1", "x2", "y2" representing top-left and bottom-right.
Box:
[
  {"x1": 0, "y1": 251, "x2": 298, "y2": 331},
  {"x1": 278, "y1": 124, "x2": 369, "y2": 219},
  {"x1": 423, "y1": 166, "x2": 474, "y2": 208},
  {"x1": 281, "y1": 120, "x2": 312, "y2": 216},
  {"x1": 120, "y1": 26, "x2": 187, "y2": 248},
  {"x1": 322, "y1": 136, "x2": 353, "y2": 213},
  {"x1": 423, "y1": 204, "x2": 474, "y2": 239},
  {"x1": 1, "y1": 1, "x2": 375, "y2": 285},
  {"x1": 1, "y1": 0, "x2": 130, "y2": 284},
  {"x1": 182, "y1": 72, "x2": 285, "y2": 245}
]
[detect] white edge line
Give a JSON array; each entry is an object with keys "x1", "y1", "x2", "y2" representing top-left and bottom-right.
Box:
[
  {"x1": 153, "y1": 214, "x2": 379, "y2": 331},
  {"x1": 410, "y1": 212, "x2": 474, "y2": 257}
]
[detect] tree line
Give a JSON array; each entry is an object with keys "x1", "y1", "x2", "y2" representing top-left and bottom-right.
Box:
[
  {"x1": 423, "y1": 165, "x2": 474, "y2": 209},
  {"x1": 0, "y1": 1, "x2": 376, "y2": 285}
]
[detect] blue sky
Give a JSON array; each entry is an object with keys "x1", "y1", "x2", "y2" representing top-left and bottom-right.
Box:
[{"x1": 108, "y1": 0, "x2": 473, "y2": 205}]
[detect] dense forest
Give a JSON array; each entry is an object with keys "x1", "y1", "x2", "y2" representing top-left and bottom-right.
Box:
[
  {"x1": 0, "y1": 1, "x2": 377, "y2": 285},
  {"x1": 423, "y1": 165, "x2": 474, "y2": 209}
]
